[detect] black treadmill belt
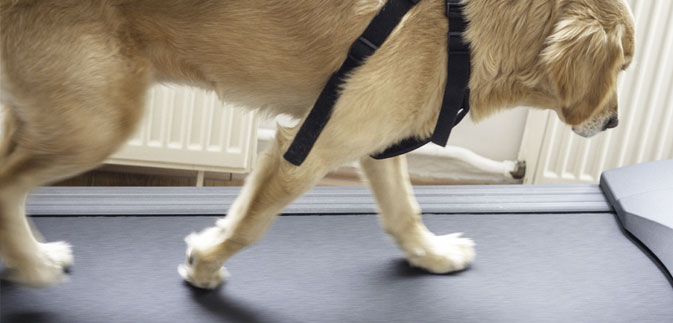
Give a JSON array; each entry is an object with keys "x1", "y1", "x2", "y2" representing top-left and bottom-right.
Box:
[{"x1": 2, "y1": 214, "x2": 672, "y2": 323}]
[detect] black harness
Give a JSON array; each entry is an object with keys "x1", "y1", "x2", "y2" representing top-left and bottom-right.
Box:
[{"x1": 284, "y1": 0, "x2": 470, "y2": 166}]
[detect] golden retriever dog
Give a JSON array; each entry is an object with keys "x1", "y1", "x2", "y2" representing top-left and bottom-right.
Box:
[{"x1": 0, "y1": 0, "x2": 634, "y2": 289}]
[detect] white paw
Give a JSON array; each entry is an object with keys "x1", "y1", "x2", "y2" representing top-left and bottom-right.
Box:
[
  {"x1": 179, "y1": 227, "x2": 229, "y2": 289},
  {"x1": 2, "y1": 241, "x2": 73, "y2": 288},
  {"x1": 40, "y1": 241, "x2": 74, "y2": 268},
  {"x1": 178, "y1": 263, "x2": 229, "y2": 290},
  {"x1": 405, "y1": 233, "x2": 476, "y2": 273}
]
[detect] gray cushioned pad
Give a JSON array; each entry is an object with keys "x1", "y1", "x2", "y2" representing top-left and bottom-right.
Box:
[
  {"x1": 601, "y1": 159, "x2": 673, "y2": 274},
  {"x1": 2, "y1": 214, "x2": 672, "y2": 323}
]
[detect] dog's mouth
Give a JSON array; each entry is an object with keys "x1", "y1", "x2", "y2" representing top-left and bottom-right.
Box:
[
  {"x1": 572, "y1": 126, "x2": 600, "y2": 138},
  {"x1": 571, "y1": 114, "x2": 619, "y2": 138}
]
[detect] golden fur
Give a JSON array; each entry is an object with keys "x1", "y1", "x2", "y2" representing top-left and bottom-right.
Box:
[{"x1": 0, "y1": 0, "x2": 634, "y2": 288}]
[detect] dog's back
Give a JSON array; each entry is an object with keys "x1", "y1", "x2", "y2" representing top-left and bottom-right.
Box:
[
  {"x1": 118, "y1": 0, "x2": 387, "y2": 117},
  {"x1": 2, "y1": 0, "x2": 386, "y2": 118}
]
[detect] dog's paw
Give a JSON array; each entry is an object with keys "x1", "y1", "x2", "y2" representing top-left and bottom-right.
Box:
[
  {"x1": 1, "y1": 241, "x2": 72, "y2": 288},
  {"x1": 179, "y1": 227, "x2": 229, "y2": 289},
  {"x1": 178, "y1": 263, "x2": 229, "y2": 290},
  {"x1": 405, "y1": 233, "x2": 475, "y2": 274},
  {"x1": 40, "y1": 241, "x2": 74, "y2": 268}
]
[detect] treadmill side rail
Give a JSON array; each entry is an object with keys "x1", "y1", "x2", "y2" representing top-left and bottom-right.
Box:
[{"x1": 600, "y1": 159, "x2": 673, "y2": 276}]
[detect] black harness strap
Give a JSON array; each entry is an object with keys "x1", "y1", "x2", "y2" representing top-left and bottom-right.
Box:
[
  {"x1": 284, "y1": 0, "x2": 470, "y2": 166},
  {"x1": 283, "y1": 0, "x2": 420, "y2": 166},
  {"x1": 372, "y1": 0, "x2": 470, "y2": 159}
]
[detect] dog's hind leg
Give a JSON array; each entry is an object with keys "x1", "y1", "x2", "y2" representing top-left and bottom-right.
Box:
[
  {"x1": 359, "y1": 156, "x2": 475, "y2": 273},
  {"x1": 0, "y1": 2, "x2": 149, "y2": 287},
  {"x1": 0, "y1": 107, "x2": 18, "y2": 160},
  {"x1": 0, "y1": 98, "x2": 146, "y2": 288},
  {"x1": 0, "y1": 60, "x2": 148, "y2": 289},
  {"x1": 0, "y1": 88, "x2": 146, "y2": 288},
  {"x1": 0, "y1": 149, "x2": 73, "y2": 288}
]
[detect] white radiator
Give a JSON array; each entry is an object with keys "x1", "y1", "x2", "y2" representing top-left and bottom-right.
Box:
[
  {"x1": 521, "y1": 0, "x2": 673, "y2": 184},
  {"x1": 109, "y1": 84, "x2": 258, "y2": 173}
]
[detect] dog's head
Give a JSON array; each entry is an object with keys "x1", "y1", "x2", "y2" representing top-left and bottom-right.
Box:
[{"x1": 539, "y1": 0, "x2": 635, "y2": 137}]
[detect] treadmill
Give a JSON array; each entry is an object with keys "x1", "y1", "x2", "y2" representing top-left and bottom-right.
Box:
[{"x1": 2, "y1": 160, "x2": 672, "y2": 322}]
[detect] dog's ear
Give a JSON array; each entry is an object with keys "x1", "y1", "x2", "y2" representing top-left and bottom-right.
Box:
[{"x1": 542, "y1": 14, "x2": 624, "y2": 125}]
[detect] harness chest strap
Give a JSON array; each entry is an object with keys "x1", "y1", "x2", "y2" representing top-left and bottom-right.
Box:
[{"x1": 283, "y1": 0, "x2": 470, "y2": 166}]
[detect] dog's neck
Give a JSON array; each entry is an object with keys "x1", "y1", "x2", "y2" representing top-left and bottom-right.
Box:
[{"x1": 464, "y1": 0, "x2": 560, "y2": 122}]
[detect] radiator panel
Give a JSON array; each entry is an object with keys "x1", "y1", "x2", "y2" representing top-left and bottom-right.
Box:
[{"x1": 110, "y1": 85, "x2": 257, "y2": 173}]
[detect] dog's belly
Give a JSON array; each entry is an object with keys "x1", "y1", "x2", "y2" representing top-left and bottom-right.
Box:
[{"x1": 120, "y1": 0, "x2": 384, "y2": 118}]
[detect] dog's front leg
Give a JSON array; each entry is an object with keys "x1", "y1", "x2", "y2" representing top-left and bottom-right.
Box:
[
  {"x1": 179, "y1": 125, "x2": 339, "y2": 289},
  {"x1": 359, "y1": 156, "x2": 475, "y2": 273}
]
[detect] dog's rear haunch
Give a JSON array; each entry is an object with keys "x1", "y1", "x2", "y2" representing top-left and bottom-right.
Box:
[{"x1": 0, "y1": 0, "x2": 634, "y2": 289}]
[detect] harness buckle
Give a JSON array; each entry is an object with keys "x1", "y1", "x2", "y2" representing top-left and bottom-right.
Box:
[{"x1": 348, "y1": 36, "x2": 378, "y2": 64}]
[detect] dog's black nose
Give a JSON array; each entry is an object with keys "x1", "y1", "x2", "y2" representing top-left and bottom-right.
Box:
[{"x1": 604, "y1": 116, "x2": 619, "y2": 130}]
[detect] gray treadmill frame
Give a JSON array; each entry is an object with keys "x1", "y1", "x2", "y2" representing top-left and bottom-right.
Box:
[{"x1": 27, "y1": 184, "x2": 612, "y2": 216}]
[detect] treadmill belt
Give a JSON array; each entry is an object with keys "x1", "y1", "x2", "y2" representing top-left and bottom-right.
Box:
[{"x1": 2, "y1": 214, "x2": 672, "y2": 323}]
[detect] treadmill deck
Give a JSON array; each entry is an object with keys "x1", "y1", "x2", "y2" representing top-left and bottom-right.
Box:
[{"x1": 2, "y1": 213, "x2": 672, "y2": 323}]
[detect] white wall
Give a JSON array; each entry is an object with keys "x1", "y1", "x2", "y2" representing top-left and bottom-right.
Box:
[{"x1": 448, "y1": 107, "x2": 528, "y2": 161}]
